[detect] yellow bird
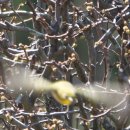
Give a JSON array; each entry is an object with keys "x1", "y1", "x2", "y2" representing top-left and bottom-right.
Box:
[
  {"x1": 50, "y1": 80, "x2": 76, "y2": 105},
  {"x1": 29, "y1": 78, "x2": 76, "y2": 106}
]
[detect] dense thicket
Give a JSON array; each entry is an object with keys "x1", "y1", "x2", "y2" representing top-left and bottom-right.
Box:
[{"x1": 0, "y1": 0, "x2": 130, "y2": 130}]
